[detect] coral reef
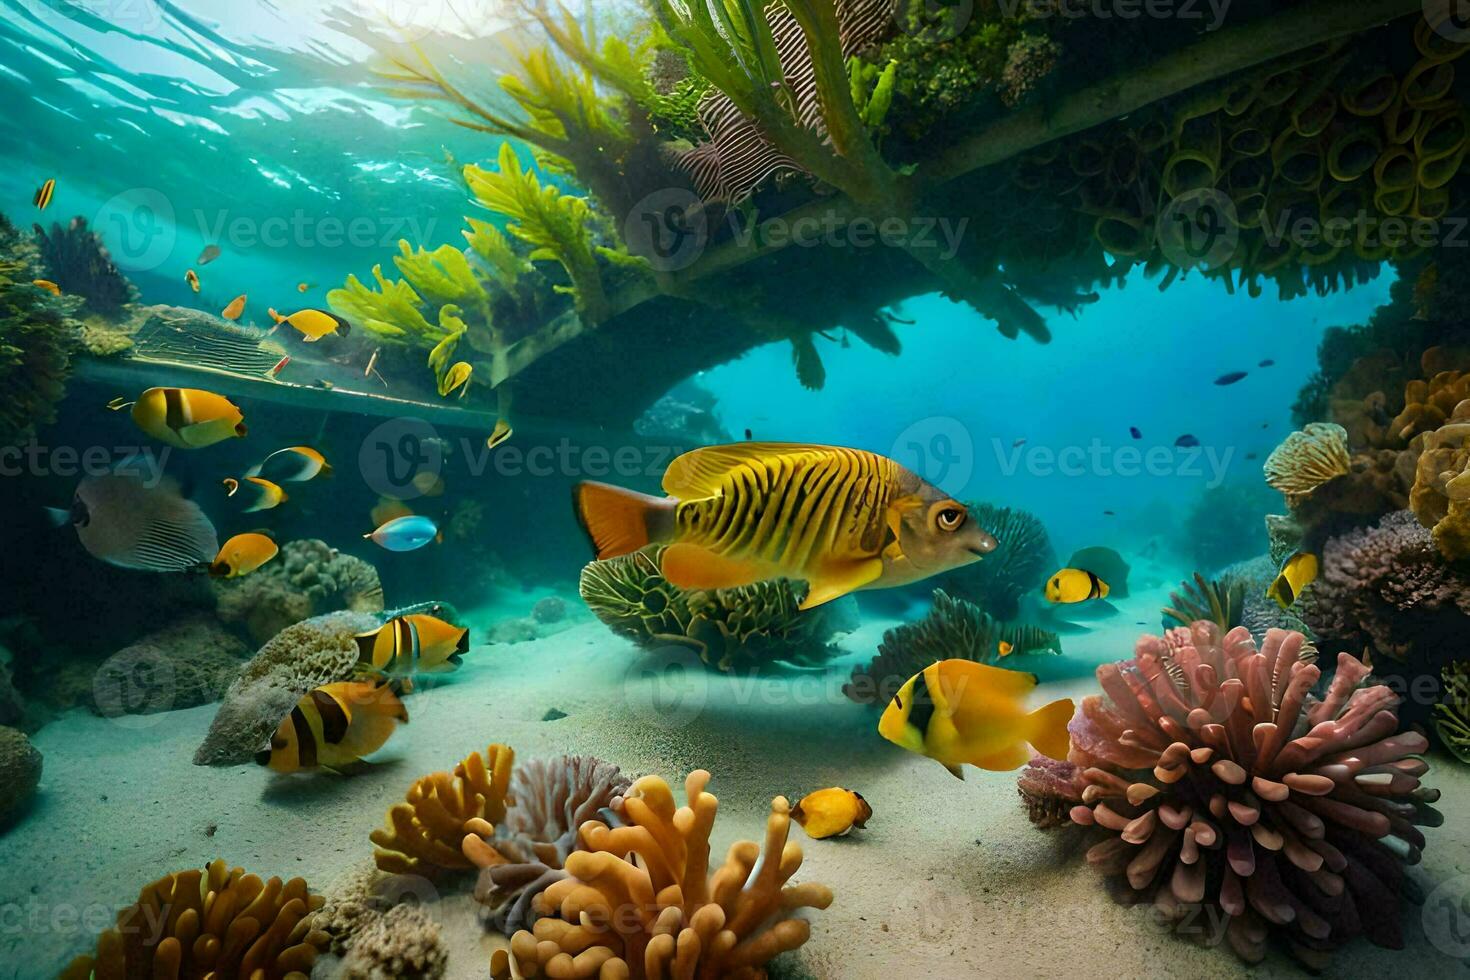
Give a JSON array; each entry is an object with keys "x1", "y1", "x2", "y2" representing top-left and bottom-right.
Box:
[
  {"x1": 490, "y1": 770, "x2": 833, "y2": 980},
  {"x1": 214, "y1": 539, "x2": 384, "y2": 646},
  {"x1": 1408, "y1": 395, "x2": 1470, "y2": 561},
  {"x1": 1436, "y1": 660, "x2": 1470, "y2": 764},
  {"x1": 339, "y1": 904, "x2": 448, "y2": 980},
  {"x1": 59, "y1": 859, "x2": 329, "y2": 979},
  {"x1": 469, "y1": 754, "x2": 631, "y2": 934},
  {"x1": 193, "y1": 609, "x2": 381, "y2": 766},
  {"x1": 1265, "y1": 422, "x2": 1351, "y2": 506},
  {"x1": 1058, "y1": 623, "x2": 1440, "y2": 966},
  {"x1": 90, "y1": 613, "x2": 248, "y2": 717},
  {"x1": 1184, "y1": 482, "x2": 1281, "y2": 573},
  {"x1": 1161, "y1": 572, "x2": 1248, "y2": 631},
  {"x1": 579, "y1": 547, "x2": 845, "y2": 672},
  {"x1": 0, "y1": 725, "x2": 40, "y2": 829},
  {"x1": 0, "y1": 212, "x2": 80, "y2": 449},
  {"x1": 928, "y1": 502, "x2": 1055, "y2": 619},
  {"x1": 33, "y1": 215, "x2": 134, "y2": 316},
  {"x1": 844, "y1": 590, "x2": 1060, "y2": 706},
  {"x1": 370, "y1": 743, "x2": 515, "y2": 876}
]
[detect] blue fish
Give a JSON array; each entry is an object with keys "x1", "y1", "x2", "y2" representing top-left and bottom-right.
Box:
[{"x1": 366, "y1": 515, "x2": 439, "y2": 552}]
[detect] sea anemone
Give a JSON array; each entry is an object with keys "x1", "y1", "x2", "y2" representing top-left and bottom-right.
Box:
[
  {"x1": 489, "y1": 770, "x2": 833, "y2": 980},
  {"x1": 467, "y1": 754, "x2": 631, "y2": 934},
  {"x1": 1060, "y1": 622, "x2": 1439, "y2": 965},
  {"x1": 579, "y1": 547, "x2": 842, "y2": 671},
  {"x1": 843, "y1": 589, "x2": 1060, "y2": 706},
  {"x1": 60, "y1": 859, "x2": 329, "y2": 979}
]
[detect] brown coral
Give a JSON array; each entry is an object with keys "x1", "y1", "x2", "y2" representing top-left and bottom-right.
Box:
[
  {"x1": 1062, "y1": 623, "x2": 1439, "y2": 966},
  {"x1": 468, "y1": 754, "x2": 631, "y2": 933},
  {"x1": 339, "y1": 904, "x2": 448, "y2": 980},
  {"x1": 372, "y1": 743, "x2": 515, "y2": 876},
  {"x1": 60, "y1": 859, "x2": 328, "y2": 979},
  {"x1": 215, "y1": 539, "x2": 384, "y2": 645},
  {"x1": 490, "y1": 770, "x2": 833, "y2": 980},
  {"x1": 1264, "y1": 422, "x2": 1351, "y2": 506},
  {"x1": 1409, "y1": 396, "x2": 1470, "y2": 560},
  {"x1": 0, "y1": 725, "x2": 40, "y2": 829}
]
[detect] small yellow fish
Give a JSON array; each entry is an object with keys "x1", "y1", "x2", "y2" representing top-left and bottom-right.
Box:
[
  {"x1": 197, "y1": 244, "x2": 222, "y2": 265},
  {"x1": 997, "y1": 640, "x2": 1014, "y2": 658},
  {"x1": 185, "y1": 269, "x2": 200, "y2": 293},
  {"x1": 256, "y1": 678, "x2": 409, "y2": 774},
  {"x1": 791, "y1": 787, "x2": 872, "y2": 839},
  {"x1": 248, "y1": 446, "x2": 331, "y2": 483},
  {"x1": 209, "y1": 532, "x2": 279, "y2": 578},
  {"x1": 221, "y1": 294, "x2": 247, "y2": 320},
  {"x1": 113, "y1": 387, "x2": 246, "y2": 449},
  {"x1": 31, "y1": 279, "x2": 60, "y2": 296},
  {"x1": 878, "y1": 659, "x2": 1074, "y2": 779},
  {"x1": 227, "y1": 476, "x2": 288, "y2": 512},
  {"x1": 1044, "y1": 568, "x2": 1109, "y2": 603},
  {"x1": 487, "y1": 418, "x2": 513, "y2": 450},
  {"x1": 33, "y1": 178, "x2": 55, "y2": 210},
  {"x1": 573, "y1": 443, "x2": 997, "y2": 610},
  {"x1": 370, "y1": 497, "x2": 414, "y2": 528},
  {"x1": 269, "y1": 307, "x2": 350, "y2": 342},
  {"x1": 439, "y1": 361, "x2": 472, "y2": 398},
  {"x1": 297, "y1": 282, "x2": 313, "y2": 293},
  {"x1": 1267, "y1": 551, "x2": 1319, "y2": 609},
  {"x1": 355, "y1": 614, "x2": 469, "y2": 675}
]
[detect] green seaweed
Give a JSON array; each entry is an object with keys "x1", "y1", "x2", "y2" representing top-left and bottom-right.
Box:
[
  {"x1": 1161, "y1": 572, "x2": 1248, "y2": 632},
  {"x1": 1435, "y1": 661, "x2": 1470, "y2": 764}
]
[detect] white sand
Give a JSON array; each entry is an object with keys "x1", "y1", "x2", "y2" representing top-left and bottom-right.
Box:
[{"x1": 3, "y1": 588, "x2": 1468, "y2": 979}]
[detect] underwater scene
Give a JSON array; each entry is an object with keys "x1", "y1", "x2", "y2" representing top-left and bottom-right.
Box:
[{"x1": 4, "y1": 0, "x2": 1470, "y2": 976}]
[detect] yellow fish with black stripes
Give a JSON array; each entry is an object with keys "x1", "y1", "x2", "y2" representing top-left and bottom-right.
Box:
[
  {"x1": 355, "y1": 614, "x2": 470, "y2": 675},
  {"x1": 1044, "y1": 567, "x2": 1109, "y2": 603},
  {"x1": 573, "y1": 442, "x2": 997, "y2": 609},
  {"x1": 111, "y1": 387, "x2": 246, "y2": 449},
  {"x1": 878, "y1": 659, "x2": 1074, "y2": 779},
  {"x1": 1267, "y1": 551, "x2": 1319, "y2": 609},
  {"x1": 256, "y1": 678, "x2": 409, "y2": 774}
]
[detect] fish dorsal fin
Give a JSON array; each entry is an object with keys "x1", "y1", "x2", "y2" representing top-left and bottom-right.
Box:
[
  {"x1": 935, "y1": 659, "x2": 1038, "y2": 700},
  {"x1": 662, "y1": 443, "x2": 843, "y2": 499}
]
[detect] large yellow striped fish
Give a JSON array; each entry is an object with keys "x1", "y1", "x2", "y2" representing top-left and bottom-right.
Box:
[
  {"x1": 111, "y1": 387, "x2": 246, "y2": 449},
  {"x1": 573, "y1": 442, "x2": 997, "y2": 608}
]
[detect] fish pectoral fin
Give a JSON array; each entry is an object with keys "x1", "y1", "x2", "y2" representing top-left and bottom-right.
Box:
[
  {"x1": 660, "y1": 543, "x2": 772, "y2": 591},
  {"x1": 967, "y1": 743, "x2": 1032, "y2": 772},
  {"x1": 942, "y1": 763, "x2": 966, "y2": 781},
  {"x1": 798, "y1": 558, "x2": 883, "y2": 610}
]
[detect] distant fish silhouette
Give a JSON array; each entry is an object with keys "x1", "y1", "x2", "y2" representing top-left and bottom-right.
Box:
[
  {"x1": 1129, "y1": 426, "x2": 1142, "y2": 439},
  {"x1": 1214, "y1": 371, "x2": 1248, "y2": 386},
  {"x1": 1175, "y1": 434, "x2": 1200, "y2": 447},
  {"x1": 1258, "y1": 358, "x2": 1274, "y2": 367}
]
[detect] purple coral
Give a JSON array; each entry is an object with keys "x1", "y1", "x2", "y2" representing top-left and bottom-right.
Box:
[{"x1": 1059, "y1": 622, "x2": 1439, "y2": 966}]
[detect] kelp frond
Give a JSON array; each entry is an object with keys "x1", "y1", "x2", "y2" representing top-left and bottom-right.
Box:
[{"x1": 327, "y1": 265, "x2": 437, "y2": 344}]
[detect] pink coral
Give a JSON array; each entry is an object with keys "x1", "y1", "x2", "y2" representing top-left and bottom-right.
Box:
[{"x1": 1062, "y1": 622, "x2": 1439, "y2": 966}]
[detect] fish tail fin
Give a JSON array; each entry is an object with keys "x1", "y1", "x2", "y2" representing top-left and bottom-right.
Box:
[
  {"x1": 572, "y1": 481, "x2": 675, "y2": 560},
  {"x1": 1026, "y1": 698, "x2": 1076, "y2": 761},
  {"x1": 267, "y1": 307, "x2": 284, "y2": 324}
]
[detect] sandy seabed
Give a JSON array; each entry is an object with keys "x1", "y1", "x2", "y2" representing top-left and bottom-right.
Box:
[{"x1": 4, "y1": 585, "x2": 1469, "y2": 980}]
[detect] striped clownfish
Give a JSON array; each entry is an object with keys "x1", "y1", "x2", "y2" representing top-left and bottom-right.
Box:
[
  {"x1": 355, "y1": 614, "x2": 469, "y2": 675},
  {"x1": 33, "y1": 178, "x2": 55, "y2": 210},
  {"x1": 256, "y1": 679, "x2": 409, "y2": 774},
  {"x1": 1044, "y1": 568, "x2": 1109, "y2": 604},
  {"x1": 572, "y1": 443, "x2": 997, "y2": 609},
  {"x1": 110, "y1": 387, "x2": 246, "y2": 449},
  {"x1": 878, "y1": 659, "x2": 1074, "y2": 780},
  {"x1": 1267, "y1": 551, "x2": 1319, "y2": 609}
]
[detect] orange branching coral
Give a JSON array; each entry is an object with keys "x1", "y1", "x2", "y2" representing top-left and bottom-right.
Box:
[
  {"x1": 489, "y1": 770, "x2": 834, "y2": 980},
  {"x1": 371, "y1": 743, "x2": 514, "y2": 876},
  {"x1": 60, "y1": 859, "x2": 328, "y2": 980},
  {"x1": 1265, "y1": 422, "x2": 1351, "y2": 506},
  {"x1": 1409, "y1": 398, "x2": 1470, "y2": 561}
]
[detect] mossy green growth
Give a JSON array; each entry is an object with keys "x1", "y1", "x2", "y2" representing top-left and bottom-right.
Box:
[
  {"x1": 0, "y1": 214, "x2": 81, "y2": 449},
  {"x1": 1436, "y1": 660, "x2": 1470, "y2": 764}
]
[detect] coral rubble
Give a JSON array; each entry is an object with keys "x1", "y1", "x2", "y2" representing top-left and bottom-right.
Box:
[
  {"x1": 490, "y1": 770, "x2": 833, "y2": 980},
  {"x1": 844, "y1": 589, "x2": 1059, "y2": 706},
  {"x1": 339, "y1": 904, "x2": 448, "y2": 980},
  {"x1": 215, "y1": 539, "x2": 384, "y2": 645},
  {"x1": 90, "y1": 613, "x2": 248, "y2": 717},
  {"x1": 59, "y1": 859, "x2": 328, "y2": 979},
  {"x1": 580, "y1": 547, "x2": 844, "y2": 671},
  {"x1": 1059, "y1": 623, "x2": 1439, "y2": 965}
]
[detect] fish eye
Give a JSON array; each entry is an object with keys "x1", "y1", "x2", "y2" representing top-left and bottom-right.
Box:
[{"x1": 936, "y1": 506, "x2": 965, "y2": 532}]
